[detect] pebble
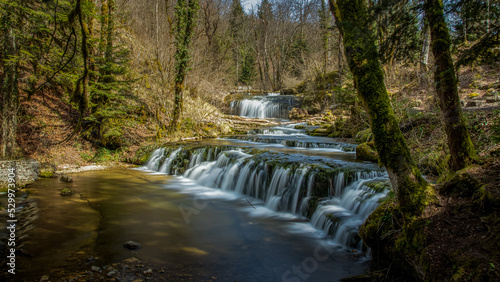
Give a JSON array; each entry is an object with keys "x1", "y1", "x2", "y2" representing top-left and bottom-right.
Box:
[
  {"x1": 143, "y1": 269, "x2": 153, "y2": 276},
  {"x1": 91, "y1": 266, "x2": 100, "y2": 272}
]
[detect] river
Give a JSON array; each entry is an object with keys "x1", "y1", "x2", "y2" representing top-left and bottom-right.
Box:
[{"x1": 5, "y1": 93, "x2": 389, "y2": 281}]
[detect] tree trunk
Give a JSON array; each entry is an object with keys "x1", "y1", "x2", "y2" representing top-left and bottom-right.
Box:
[
  {"x1": 424, "y1": 0, "x2": 476, "y2": 171},
  {"x1": 105, "y1": 0, "x2": 115, "y2": 76},
  {"x1": 100, "y1": 0, "x2": 109, "y2": 56},
  {"x1": 1, "y1": 4, "x2": 19, "y2": 159},
  {"x1": 169, "y1": 0, "x2": 199, "y2": 132},
  {"x1": 419, "y1": 22, "x2": 430, "y2": 87},
  {"x1": 329, "y1": 0, "x2": 429, "y2": 216}
]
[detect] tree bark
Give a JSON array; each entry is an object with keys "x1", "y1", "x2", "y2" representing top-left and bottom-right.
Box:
[
  {"x1": 1, "y1": 3, "x2": 19, "y2": 159},
  {"x1": 424, "y1": 0, "x2": 476, "y2": 171},
  {"x1": 329, "y1": 0, "x2": 429, "y2": 215}
]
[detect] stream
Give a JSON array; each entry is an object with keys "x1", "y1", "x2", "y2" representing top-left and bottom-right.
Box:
[{"x1": 5, "y1": 93, "x2": 390, "y2": 281}]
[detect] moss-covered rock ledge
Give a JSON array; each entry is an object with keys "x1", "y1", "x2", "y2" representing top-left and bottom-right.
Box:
[{"x1": 355, "y1": 160, "x2": 500, "y2": 281}]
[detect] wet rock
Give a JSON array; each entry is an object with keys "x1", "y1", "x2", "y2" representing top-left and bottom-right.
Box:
[
  {"x1": 107, "y1": 270, "x2": 117, "y2": 277},
  {"x1": 123, "y1": 241, "x2": 141, "y2": 250},
  {"x1": 60, "y1": 175, "x2": 73, "y2": 182},
  {"x1": 143, "y1": 269, "x2": 153, "y2": 276},
  {"x1": 91, "y1": 266, "x2": 100, "y2": 272},
  {"x1": 60, "y1": 188, "x2": 74, "y2": 196},
  {"x1": 39, "y1": 275, "x2": 50, "y2": 281},
  {"x1": 123, "y1": 257, "x2": 140, "y2": 263}
]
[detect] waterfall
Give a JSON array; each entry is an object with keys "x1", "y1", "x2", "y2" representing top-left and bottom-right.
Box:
[
  {"x1": 230, "y1": 95, "x2": 298, "y2": 119},
  {"x1": 221, "y1": 136, "x2": 357, "y2": 152},
  {"x1": 142, "y1": 145, "x2": 389, "y2": 250}
]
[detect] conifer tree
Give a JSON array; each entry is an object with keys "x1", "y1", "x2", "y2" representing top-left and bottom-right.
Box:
[{"x1": 1, "y1": 1, "x2": 19, "y2": 159}]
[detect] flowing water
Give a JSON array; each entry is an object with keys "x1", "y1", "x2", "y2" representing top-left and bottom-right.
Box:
[
  {"x1": 6, "y1": 95, "x2": 391, "y2": 281},
  {"x1": 230, "y1": 94, "x2": 299, "y2": 119}
]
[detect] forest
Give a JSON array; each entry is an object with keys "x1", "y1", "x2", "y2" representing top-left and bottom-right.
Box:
[{"x1": 1, "y1": 0, "x2": 499, "y2": 281}]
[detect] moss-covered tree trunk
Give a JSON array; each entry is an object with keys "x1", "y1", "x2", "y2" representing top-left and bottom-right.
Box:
[
  {"x1": 169, "y1": 0, "x2": 199, "y2": 131},
  {"x1": 1, "y1": 4, "x2": 19, "y2": 159},
  {"x1": 329, "y1": 0, "x2": 429, "y2": 215},
  {"x1": 424, "y1": 0, "x2": 476, "y2": 171}
]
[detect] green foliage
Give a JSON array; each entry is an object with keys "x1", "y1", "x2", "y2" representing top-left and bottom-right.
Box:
[
  {"x1": 238, "y1": 45, "x2": 256, "y2": 85},
  {"x1": 287, "y1": 35, "x2": 309, "y2": 77},
  {"x1": 170, "y1": 0, "x2": 199, "y2": 131},
  {"x1": 375, "y1": 1, "x2": 422, "y2": 64},
  {"x1": 229, "y1": 0, "x2": 245, "y2": 40}
]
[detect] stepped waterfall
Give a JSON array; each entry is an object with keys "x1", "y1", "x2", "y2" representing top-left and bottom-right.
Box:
[{"x1": 142, "y1": 145, "x2": 389, "y2": 250}]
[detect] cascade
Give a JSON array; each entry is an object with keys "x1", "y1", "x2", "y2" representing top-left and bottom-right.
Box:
[
  {"x1": 142, "y1": 145, "x2": 389, "y2": 250},
  {"x1": 230, "y1": 95, "x2": 298, "y2": 119}
]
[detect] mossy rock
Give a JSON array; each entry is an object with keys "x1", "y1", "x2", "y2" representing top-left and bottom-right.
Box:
[
  {"x1": 440, "y1": 168, "x2": 482, "y2": 197},
  {"x1": 359, "y1": 199, "x2": 399, "y2": 253},
  {"x1": 309, "y1": 127, "x2": 330, "y2": 137},
  {"x1": 364, "y1": 179, "x2": 391, "y2": 193},
  {"x1": 39, "y1": 170, "x2": 55, "y2": 178},
  {"x1": 356, "y1": 141, "x2": 379, "y2": 162},
  {"x1": 60, "y1": 189, "x2": 74, "y2": 196},
  {"x1": 60, "y1": 175, "x2": 73, "y2": 182}
]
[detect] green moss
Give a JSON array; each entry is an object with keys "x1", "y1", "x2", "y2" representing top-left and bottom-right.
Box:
[
  {"x1": 309, "y1": 128, "x2": 330, "y2": 137},
  {"x1": 356, "y1": 142, "x2": 379, "y2": 162},
  {"x1": 60, "y1": 189, "x2": 74, "y2": 196},
  {"x1": 364, "y1": 179, "x2": 391, "y2": 193},
  {"x1": 472, "y1": 186, "x2": 500, "y2": 211},
  {"x1": 40, "y1": 171, "x2": 54, "y2": 178}
]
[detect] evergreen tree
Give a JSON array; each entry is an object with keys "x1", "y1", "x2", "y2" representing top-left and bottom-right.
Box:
[
  {"x1": 229, "y1": 0, "x2": 245, "y2": 85},
  {"x1": 1, "y1": 1, "x2": 19, "y2": 159},
  {"x1": 84, "y1": 0, "x2": 132, "y2": 148},
  {"x1": 238, "y1": 46, "x2": 256, "y2": 85}
]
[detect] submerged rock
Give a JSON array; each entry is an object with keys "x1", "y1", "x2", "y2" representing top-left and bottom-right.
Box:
[
  {"x1": 60, "y1": 188, "x2": 74, "y2": 196},
  {"x1": 123, "y1": 241, "x2": 141, "y2": 250},
  {"x1": 60, "y1": 175, "x2": 73, "y2": 182}
]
